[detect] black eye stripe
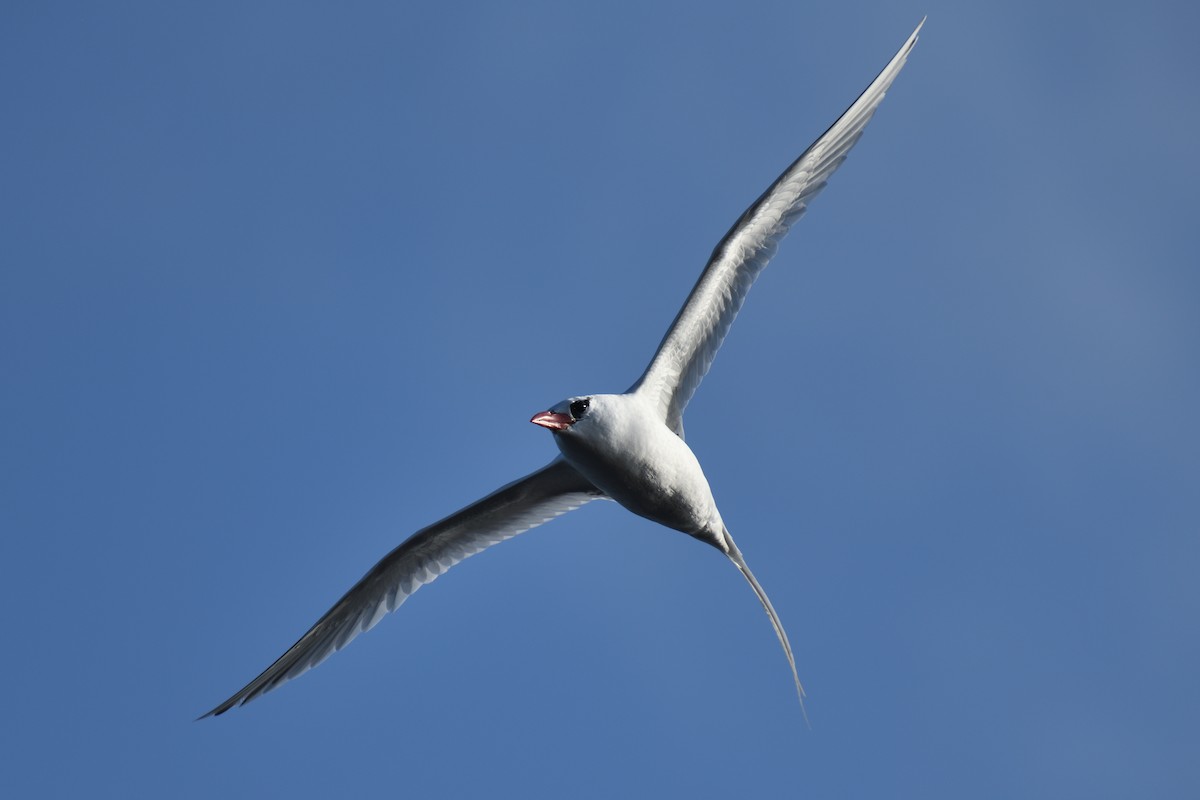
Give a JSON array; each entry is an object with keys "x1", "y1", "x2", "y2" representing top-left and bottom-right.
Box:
[{"x1": 569, "y1": 399, "x2": 590, "y2": 420}]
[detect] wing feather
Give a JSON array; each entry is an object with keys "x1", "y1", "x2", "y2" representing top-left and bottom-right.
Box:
[
  {"x1": 631, "y1": 21, "x2": 923, "y2": 432},
  {"x1": 201, "y1": 458, "x2": 601, "y2": 717}
]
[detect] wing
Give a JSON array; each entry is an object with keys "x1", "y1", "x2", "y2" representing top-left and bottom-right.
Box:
[
  {"x1": 630, "y1": 21, "x2": 923, "y2": 433},
  {"x1": 200, "y1": 457, "x2": 602, "y2": 717}
]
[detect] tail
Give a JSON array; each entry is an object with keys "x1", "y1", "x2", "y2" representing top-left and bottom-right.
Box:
[{"x1": 723, "y1": 527, "x2": 809, "y2": 727}]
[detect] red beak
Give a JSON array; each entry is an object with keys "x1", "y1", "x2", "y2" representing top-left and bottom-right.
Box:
[{"x1": 530, "y1": 411, "x2": 573, "y2": 431}]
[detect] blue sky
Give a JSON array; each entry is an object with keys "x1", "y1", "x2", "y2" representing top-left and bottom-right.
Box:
[{"x1": 3, "y1": 2, "x2": 1198, "y2": 797}]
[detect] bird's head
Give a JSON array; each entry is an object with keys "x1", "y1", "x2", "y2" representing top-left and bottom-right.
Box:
[{"x1": 530, "y1": 395, "x2": 595, "y2": 434}]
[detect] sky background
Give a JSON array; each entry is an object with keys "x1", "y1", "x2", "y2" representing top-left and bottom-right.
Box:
[{"x1": 3, "y1": 1, "x2": 1198, "y2": 797}]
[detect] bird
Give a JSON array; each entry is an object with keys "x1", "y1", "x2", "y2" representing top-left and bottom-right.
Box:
[{"x1": 201, "y1": 20, "x2": 922, "y2": 720}]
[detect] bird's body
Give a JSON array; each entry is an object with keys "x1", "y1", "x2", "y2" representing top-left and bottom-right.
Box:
[
  {"x1": 549, "y1": 393, "x2": 724, "y2": 544},
  {"x1": 202, "y1": 20, "x2": 923, "y2": 720}
]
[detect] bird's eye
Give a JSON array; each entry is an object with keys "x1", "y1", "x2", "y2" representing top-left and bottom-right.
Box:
[{"x1": 569, "y1": 398, "x2": 590, "y2": 420}]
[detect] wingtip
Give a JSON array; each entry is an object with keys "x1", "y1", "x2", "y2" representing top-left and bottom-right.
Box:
[
  {"x1": 864, "y1": 17, "x2": 924, "y2": 100},
  {"x1": 195, "y1": 704, "x2": 226, "y2": 721},
  {"x1": 196, "y1": 693, "x2": 244, "y2": 720},
  {"x1": 906, "y1": 17, "x2": 926, "y2": 52}
]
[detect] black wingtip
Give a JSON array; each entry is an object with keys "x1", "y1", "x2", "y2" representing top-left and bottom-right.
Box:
[{"x1": 196, "y1": 698, "x2": 237, "y2": 720}]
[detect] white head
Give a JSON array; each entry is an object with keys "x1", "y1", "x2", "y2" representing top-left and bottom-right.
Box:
[
  {"x1": 530, "y1": 394, "x2": 632, "y2": 491},
  {"x1": 530, "y1": 396, "x2": 588, "y2": 432},
  {"x1": 529, "y1": 394, "x2": 618, "y2": 437}
]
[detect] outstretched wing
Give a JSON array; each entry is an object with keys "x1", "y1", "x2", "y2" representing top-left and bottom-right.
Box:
[
  {"x1": 630, "y1": 21, "x2": 922, "y2": 434},
  {"x1": 201, "y1": 457, "x2": 601, "y2": 717}
]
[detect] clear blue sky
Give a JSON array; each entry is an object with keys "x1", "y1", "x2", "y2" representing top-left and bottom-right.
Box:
[{"x1": 3, "y1": 2, "x2": 1197, "y2": 797}]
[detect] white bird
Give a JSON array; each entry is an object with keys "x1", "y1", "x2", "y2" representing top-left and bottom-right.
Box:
[{"x1": 201, "y1": 20, "x2": 922, "y2": 719}]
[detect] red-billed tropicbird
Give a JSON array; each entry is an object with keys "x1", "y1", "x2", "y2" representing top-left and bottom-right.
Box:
[{"x1": 202, "y1": 20, "x2": 922, "y2": 719}]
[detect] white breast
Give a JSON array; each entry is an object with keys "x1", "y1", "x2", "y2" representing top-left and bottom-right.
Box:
[{"x1": 553, "y1": 394, "x2": 722, "y2": 537}]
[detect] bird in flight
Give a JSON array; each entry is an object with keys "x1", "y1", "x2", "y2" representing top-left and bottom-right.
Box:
[{"x1": 202, "y1": 20, "x2": 922, "y2": 719}]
